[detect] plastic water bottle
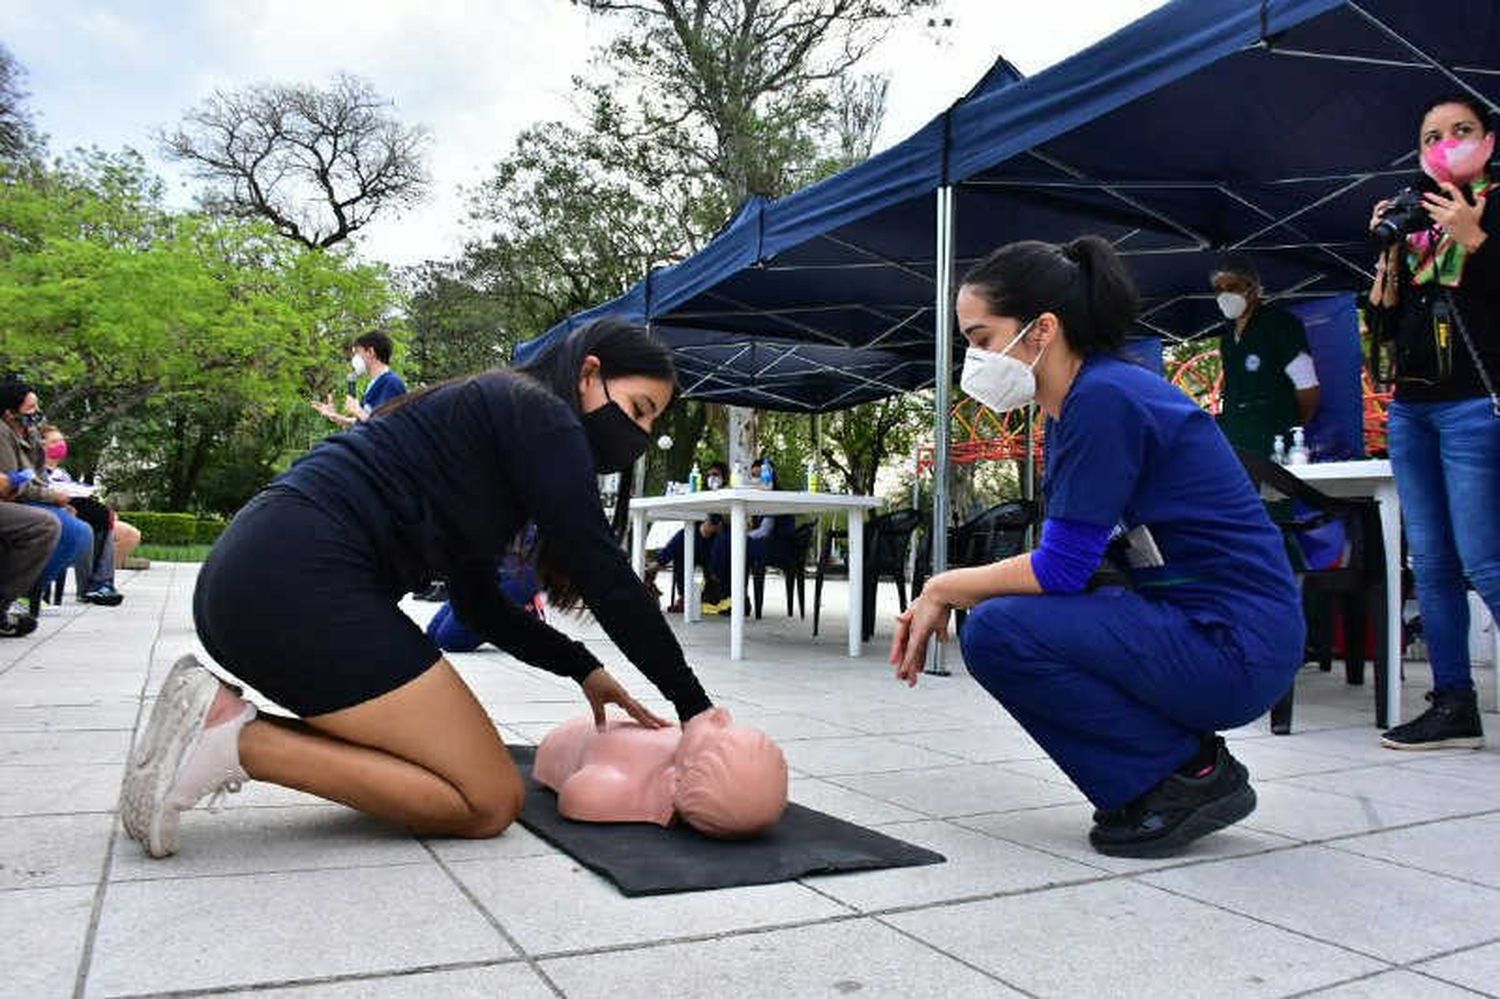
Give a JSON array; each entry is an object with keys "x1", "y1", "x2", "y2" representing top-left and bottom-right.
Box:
[
  {"x1": 760, "y1": 458, "x2": 774, "y2": 489},
  {"x1": 689, "y1": 463, "x2": 701, "y2": 492},
  {"x1": 1271, "y1": 435, "x2": 1287, "y2": 465},
  {"x1": 1287, "y1": 426, "x2": 1309, "y2": 465},
  {"x1": 806, "y1": 460, "x2": 819, "y2": 493}
]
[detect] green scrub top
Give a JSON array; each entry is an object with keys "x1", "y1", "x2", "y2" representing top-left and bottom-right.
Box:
[{"x1": 1217, "y1": 304, "x2": 1309, "y2": 458}]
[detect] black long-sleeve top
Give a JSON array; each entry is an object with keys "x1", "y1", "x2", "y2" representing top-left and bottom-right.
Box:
[
  {"x1": 1366, "y1": 190, "x2": 1500, "y2": 403},
  {"x1": 275, "y1": 370, "x2": 712, "y2": 721}
]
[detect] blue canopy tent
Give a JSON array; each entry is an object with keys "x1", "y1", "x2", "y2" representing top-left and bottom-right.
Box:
[{"x1": 517, "y1": 0, "x2": 1500, "y2": 657}]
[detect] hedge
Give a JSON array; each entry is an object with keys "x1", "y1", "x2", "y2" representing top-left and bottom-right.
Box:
[{"x1": 118, "y1": 512, "x2": 228, "y2": 546}]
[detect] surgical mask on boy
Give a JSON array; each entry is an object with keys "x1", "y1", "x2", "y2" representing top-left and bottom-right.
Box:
[
  {"x1": 1216, "y1": 292, "x2": 1248, "y2": 321},
  {"x1": 350, "y1": 353, "x2": 368, "y2": 376},
  {"x1": 959, "y1": 318, "x2": 1044, "y2": 413},
  {"x1": 705, "y1": 473, "x2": 724, "y2": 490}
]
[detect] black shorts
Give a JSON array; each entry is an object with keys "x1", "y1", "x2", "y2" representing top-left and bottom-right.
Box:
[{"x1": 193, "y1": 488, "x2": 441, "y2": 717}]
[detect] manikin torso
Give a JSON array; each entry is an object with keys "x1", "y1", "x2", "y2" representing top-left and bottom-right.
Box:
[{"x1": 533, "y1": 708, "x2": 788, "y2": 838}]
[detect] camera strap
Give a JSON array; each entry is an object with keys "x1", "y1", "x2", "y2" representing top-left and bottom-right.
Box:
[{"x1": 1442, "y1": 289, "x2": 1500, "y2": 417}]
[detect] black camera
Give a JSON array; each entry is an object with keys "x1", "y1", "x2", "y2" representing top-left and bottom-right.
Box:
[{"x1": 1372, "y1": 186, "x2": 1432, "y2": 246}]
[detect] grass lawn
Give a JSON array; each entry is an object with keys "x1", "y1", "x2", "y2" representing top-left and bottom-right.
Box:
[{"x1": 135, "y1": 543, "x2": 215, "y2": 562}]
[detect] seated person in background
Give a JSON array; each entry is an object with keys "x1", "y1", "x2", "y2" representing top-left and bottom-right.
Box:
[
  {"x1": 0, "y1": 380, "x2": 93, "y2": 608},
  {"x1": 0, "y1": 477, "x2": 61, "y2": 637},
  {"x1": 1210, "y1": 256, "x2": 1321, "y2": 457},
  {"x1": 40, "y1": 425, "x2": 127, "y2": 605},
  {"x1": 533, "y1": 707, "x2": 788, "y2": 838},
  {"x1": 646, "y1": 460, "x2": 728, "y2": 612},
  {"x1": 426, "y1": 532, "x2": 543, "y2": 652},
  {"x1": 703, "y1": 457, "x2": 797, "y2": 613}
]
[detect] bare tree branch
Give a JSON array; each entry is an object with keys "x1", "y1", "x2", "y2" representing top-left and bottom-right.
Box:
[{"x1": 161, "y1": 73, "x2": 431, "y2": 249}]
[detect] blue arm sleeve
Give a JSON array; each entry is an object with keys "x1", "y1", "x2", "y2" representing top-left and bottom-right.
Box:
[{"x1": 1028, "y1": 517, "x2": 1113, "y2": 594}]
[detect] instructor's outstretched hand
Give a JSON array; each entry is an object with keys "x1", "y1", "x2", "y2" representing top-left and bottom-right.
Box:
[
  {"x1": 581, "y1": 668, "x2": 670, "y2": 729},
  {"x1": 890, "y1": 595, "x2": 952, "y2": 686}
]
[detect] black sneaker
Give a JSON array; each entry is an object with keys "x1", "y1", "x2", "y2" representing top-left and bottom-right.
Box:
[
  {"x1": 0, "y1": 613, "x2": 37, "y2": 638},
  {"x1": 1381, "y1": 689, "x2": 1484, "y2": 750},
  {"x1": 1089, "y1": 738, "x2": 1257, "y2": 858},
  {"x1": 81, "y1": 584, "x2": 124, "y2": 606}
]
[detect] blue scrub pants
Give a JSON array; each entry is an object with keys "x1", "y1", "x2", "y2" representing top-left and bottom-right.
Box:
[
  {"x1": 425, "y1": 564, "x2": 541, "y2": 653},
  {"x1": 959, "y1": 588, "x2": 1301, "y2": 809}
]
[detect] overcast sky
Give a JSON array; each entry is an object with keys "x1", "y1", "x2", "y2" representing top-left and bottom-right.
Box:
[{"x1": 1, "y1": 0, "x2": 1167, "y2": 268}]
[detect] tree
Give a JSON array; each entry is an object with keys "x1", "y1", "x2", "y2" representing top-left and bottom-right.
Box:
[
  {"x1": 161, "y1": 73, "x2": 430, "y2": 249},
  {"x1": 0, "y1": 148, "x2": 394, "y2": 509},
  {"x1": 465, "y1": 1, "x2": 928, "y2": 481},
  {"x1": 0, "y1": 44, "x2": 36, "y2": 162},
  {"x1": 818, "y1": 392, "x2": 931, "y2": 497},
  {"x1": 401, "y1": 260, "x2": 512, "y2": 383},
  {"x1": 574, "y1": 0, "x2": 931, "y2": 207}
]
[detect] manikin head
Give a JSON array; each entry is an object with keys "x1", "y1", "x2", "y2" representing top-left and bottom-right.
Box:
[
  {"x1": 674, "y1": 707, "x2": 788, "y2": 838},
  {"x1": 533, "y1": 708, "x2": 788, "y2": 839}
]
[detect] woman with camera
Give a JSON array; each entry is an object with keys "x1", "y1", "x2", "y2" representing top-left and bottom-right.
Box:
[{"x1": 1367, "y1": 95, "x2": 1500, "y2": 750}]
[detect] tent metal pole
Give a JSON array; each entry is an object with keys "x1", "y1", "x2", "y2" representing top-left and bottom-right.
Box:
[{"x1": 928, "y1": 185, "x2": 956, "y2": 676}]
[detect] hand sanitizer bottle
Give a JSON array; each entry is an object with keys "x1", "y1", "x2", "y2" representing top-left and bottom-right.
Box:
[
  {"x1": 689, "y1": 463, "x2": 701, "y2": 492},
  {"x1": 1271, "y1": 435, "x2": 1287, "y2": 465},
  {"x1": 760, "y1": 457, "x2": 774, "y2": 489},
  {"x1": 1288, "y1": 426, "x2": 1309, "y2": 465}
]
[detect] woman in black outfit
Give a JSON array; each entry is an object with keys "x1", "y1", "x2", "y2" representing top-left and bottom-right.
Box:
[{"x1": 120, "y1": 318, "x2": 714, "y2": 858}]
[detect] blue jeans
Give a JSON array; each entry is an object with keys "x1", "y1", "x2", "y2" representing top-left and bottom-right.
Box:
[
  {"x1": 1388, "y1": 398, "x2": 1500, "y2": 691},
  {"x1": 959, "y1": 590, "x2": 1302, "y2": 808},
  {"x1": 27, "y1": 503, "x2": 93, "y2": 590},
  {"x1": 657, "y1": 528, "x2": 714, "y2": 595}
]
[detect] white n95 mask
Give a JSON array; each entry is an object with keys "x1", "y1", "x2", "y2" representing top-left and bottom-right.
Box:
[
  {"x1": 959, "y1": 319, "x2": 1044, "y2": 413},
  {"x1": 350, "y1": 353, "x2": 368, "y2": 376},
  {"x1": 1216, "y1": 292, "x2": 1248, "y2": 321}
]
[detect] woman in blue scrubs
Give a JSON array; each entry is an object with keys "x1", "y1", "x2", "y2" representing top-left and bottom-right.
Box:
[{"x1": 891, "y1": 237, "x2": 1303, "y2": 858}]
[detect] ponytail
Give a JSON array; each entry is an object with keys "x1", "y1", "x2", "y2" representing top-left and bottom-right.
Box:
[{"x1": 962, "y1": 236, "x2": 1140, "y2": 354}]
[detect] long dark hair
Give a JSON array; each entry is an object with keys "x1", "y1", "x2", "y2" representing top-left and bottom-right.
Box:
[
  {"x1": 516, "y1": 316, "x2": 678, "y2": 609},
  {"x1": 961, "y1": 236, "x2": 1140, "y2": 355}
]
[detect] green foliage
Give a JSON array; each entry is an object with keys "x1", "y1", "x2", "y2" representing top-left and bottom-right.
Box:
[
  {"x1": 818, "y1": 392, "x2": 933, "y2": 498},
  {"x1": 0, "y1": 148, "x2": 396, "y2": 510},
  {"x1": 120, "y1": 511, "x2": 226, "y2": 546},
  {"x1": 135, "y1": 542, "x2": 216, "y2": 563}
]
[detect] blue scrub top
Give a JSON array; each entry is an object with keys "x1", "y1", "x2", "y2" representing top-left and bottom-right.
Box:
[
  {"x1": 362, "y1": 369, "x2": 408, "y2": 412},
  {"x1": 1043, "y1": 355, "x2": 1299, "y2": 647}
]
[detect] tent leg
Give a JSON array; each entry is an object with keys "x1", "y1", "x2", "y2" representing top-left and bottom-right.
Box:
[{"x1": 928, "y1": 185, "x2": 956, "y2": 677}]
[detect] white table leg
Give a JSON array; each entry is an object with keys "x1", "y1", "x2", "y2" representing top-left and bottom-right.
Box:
[
  {"x1": 1376, "y1": 482, "x2": 1403, "y2": 727},
  {"x1": 847, "y1": 509, "x2": 865, "y2": 657},
  {"x1": 730, "y1": 503, "x2": 747, "y2": 661},
  {"x1": 630, "y1": 511, "x2": 646, "y2": 576},
  {"x1": 683, "y1": 519, "x2": 699, "y2": 624}
]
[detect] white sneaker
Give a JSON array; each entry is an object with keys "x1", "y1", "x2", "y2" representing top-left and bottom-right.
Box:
[{"x1": 119, "y1": 655, "x2": 251, "y2": 857}]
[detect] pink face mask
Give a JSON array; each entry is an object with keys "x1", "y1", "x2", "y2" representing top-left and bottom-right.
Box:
[
  {"x1": 44, "y1": 441, "x2": 67, "y2": 462},
  {"x1": 1422, "y1": 133, "x2": 1495, "y2": 186}
]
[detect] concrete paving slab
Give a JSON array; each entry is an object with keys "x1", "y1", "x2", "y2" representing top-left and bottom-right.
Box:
[
  {"x1": 885, "y1": 879, "x2": 1385, "y2": 998},
  {"x1": 1413, "y1": 940, "x2": 1500, "y2": 996},
  {"x1": 0, "y1": 812, "x2": 113, "y2": 890},
  {"x1": 86, "y1": 864, "x2": 509, "y2": 996},
  {"x1": 541, "y1": 918, "x2": 1026, "y2": 998},
  {"x1": 447, "y1": 854, "x2": 848, "y2": 954},
  {"x1": 216, "y1": 963, "x2": 557, "y2": 998},
  {"x1": 1141, "y1": 846, "x2": 1500, "y2": 964},
  {"x1": 0, "y1": 885, "x2": 95, "y2": 998}
]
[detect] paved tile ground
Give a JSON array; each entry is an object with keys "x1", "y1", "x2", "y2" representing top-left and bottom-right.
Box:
[{"x1": 2, "y1": 563, "x2": 1498, "y2": 999}]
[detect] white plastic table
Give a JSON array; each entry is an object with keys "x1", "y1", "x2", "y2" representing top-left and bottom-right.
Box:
[
  {"x1": 1283, "y1": 459, "x2": 1403, "y2": 725},
  {"x1": 629, "y1": 489, "x2": 885, "y2": 661}
]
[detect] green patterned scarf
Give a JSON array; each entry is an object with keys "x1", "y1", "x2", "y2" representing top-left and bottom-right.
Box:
[{"x1": 1407, "y1": 176, "x2": 1495, "y2": 287}]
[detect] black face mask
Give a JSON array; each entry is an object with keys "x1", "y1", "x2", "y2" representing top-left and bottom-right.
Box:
[
  {"x1": 19, "y1": 411, "x2": 44, "y2": 428},
  {"x1": 582, "y1": 380, "x2": 650, "y2": 473}
]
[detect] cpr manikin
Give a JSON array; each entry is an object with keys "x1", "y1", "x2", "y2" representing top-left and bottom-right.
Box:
[{"x1": 533, "y1": 707, "x2": 788, "y2": 838}]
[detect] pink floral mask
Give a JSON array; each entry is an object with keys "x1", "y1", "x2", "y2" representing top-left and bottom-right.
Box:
[
  {"x1": 1421, "y1": 133, "x2": 1495, "y2": 186},
  {"x1": 44, "y1": 441, "x2": 68, "y2": 461}
]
